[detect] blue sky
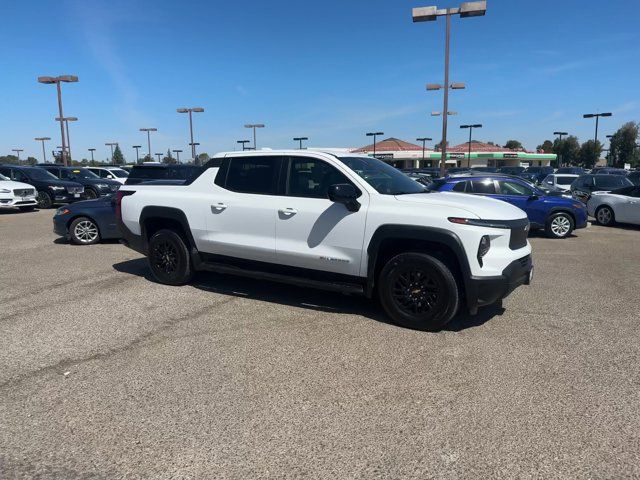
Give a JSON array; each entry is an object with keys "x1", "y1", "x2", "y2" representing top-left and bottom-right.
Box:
[{"x1": 2, "y1": 0, "x2": 639, "y2": 161}]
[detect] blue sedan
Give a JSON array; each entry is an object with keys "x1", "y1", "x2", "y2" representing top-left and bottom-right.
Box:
[
  {"x1": 430, "y1": 174, "x2": 588, "y2": 239},
  {"x1": 53, "y1": 195, "x2": 119, "y2": 245}
]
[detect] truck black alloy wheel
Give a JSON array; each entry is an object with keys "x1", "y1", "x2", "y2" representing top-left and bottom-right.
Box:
[
  {"x1": 37, "y1": 191, "x2": 53, "y2": 209},
  {"x1": 148, "y1": 229, "x2": 194, "y2": 286},
  {"x1": 378, "y1": 252, "x2": 459, "y2": 331}
]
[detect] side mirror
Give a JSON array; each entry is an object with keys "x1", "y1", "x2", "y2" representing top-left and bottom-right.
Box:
[
  {"x1": 328, "y1": 184, "x2": 360, "y2": 212},
  {"x1": 528, "y1": 194, "x2": 539, "y2": 201},
  {"x1": 107, "y1": 174, "x2": 114, "y2": 179}
]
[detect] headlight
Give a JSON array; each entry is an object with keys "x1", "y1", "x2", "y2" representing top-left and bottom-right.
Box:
[
  {"x1": 95, "y1": 183, "x2": 109, "y2": 189},
  {"x1": 49, "y1": 186, "x2": 65, "y2": 191},
  {"x1": 0, "y1": 189, "x2": 10, "y2": 193},
  {"x1": 477, "y1": 235, "x2": 491, "y2": 267},
  {"x1": 56, "y1": 207, "x2": 70, "y2": 215}
]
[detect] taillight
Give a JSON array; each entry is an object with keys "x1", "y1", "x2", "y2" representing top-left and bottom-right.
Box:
[{"x1": 115, "y1": 190, "x2": 135, "y2": 220}]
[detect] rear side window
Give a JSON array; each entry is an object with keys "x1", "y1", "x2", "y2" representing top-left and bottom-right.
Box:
[
  {"x1": 452, "y1": 181, "x2": 468, "y2": 192},
  {"x1": 471, "y1": 179, "x2": 496, "y2": 194},
  {"x1": 224, "y1": 156, "x2": 282, "y2": 195},
  {"x1": 596, "y1": 176, "x2": 631, "y2": 188}
]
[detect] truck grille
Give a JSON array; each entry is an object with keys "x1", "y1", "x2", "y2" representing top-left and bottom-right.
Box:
[
  {"x1": 67, "y1": 186, "x2": 84, "y2": 194},
  {"x1": 13, "y1": 188, "x2": 35, "y2": 197},
  {"x1": 509, "y1": 220, "x2": 530, "y2": 250}
]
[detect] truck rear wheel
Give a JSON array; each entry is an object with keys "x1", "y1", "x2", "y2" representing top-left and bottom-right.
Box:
[
  {"x1": 378, "y1": 252, "x2": 459, "y2": 331},
  {"x1": 148, "y1": 229, "x2": 194, "y2": 285}
]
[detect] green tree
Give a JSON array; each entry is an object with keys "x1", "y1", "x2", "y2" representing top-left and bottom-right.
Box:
[
  {"x1": 578, "y1": 140, "x2": 603, "y2": 169},
  {"x1": 162, "y1": 149, "x2": 177, "y2": 164},
  {"x1": 553, "y1": 135, "x2": 580, "y2": 166},
  {"x1": 0, "y1": 155, "x2": 19, "y2": 164},
  {"x1": 504, "y1": 140, "x2": 523, "y2": 150},
  {"x1": 112, "y1": 145, "x2": 125, "y2": 165},
  {"x1": 608, "y1": 121, "x2": 639, "y2": 168},
  {"x1": 197, "y1": 152, "x2": 210, "y2": 165},
  {"x1": 25, "y1": 156, "x2": 38, "y2": 165},
  {"x1": 536, "y1": 140, "x2": 554, "y2": 153}
]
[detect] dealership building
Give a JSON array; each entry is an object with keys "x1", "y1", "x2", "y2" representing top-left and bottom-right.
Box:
[{"x1": 352, "y1": 138, "x2": 556, "y2": 169}]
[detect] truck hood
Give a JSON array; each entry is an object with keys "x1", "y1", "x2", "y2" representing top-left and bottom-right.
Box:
[{"x1": 395, "y1": 192, "x2": 527, "y2": 220}]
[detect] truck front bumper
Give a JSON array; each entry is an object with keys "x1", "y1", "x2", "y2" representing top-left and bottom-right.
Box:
[{"x1": 466, "y1": 254, "x2": 533, "y2": 314}]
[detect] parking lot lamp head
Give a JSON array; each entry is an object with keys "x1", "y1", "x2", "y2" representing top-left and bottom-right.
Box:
[
  {"x1": 293, "y1": 137, "x2": 309, "y2": 149},
  {"x1": 132, "y1": 145, "x2": 142, "y2": 164},
  {"x1": 237, "y1": 140, "x2": 251, "y2": 151},
  {"x1": 172, "y1": 149, "x2": 183, "y2": 162},
  {"x1": 88, "y1": 148, "x2": 96, "y2": 162},
  {"x1": 583, "y1": 112, "x2": 612, "y2": 145},
  {"x1": 416, "y1": 137, "x2": 433, "y2": 163},
  {"x1": 11, "y1": 149, "x2": 24, "y2": 163}
]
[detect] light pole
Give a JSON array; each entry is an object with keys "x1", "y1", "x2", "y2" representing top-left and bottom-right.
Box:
[
  {"x1": 55, "y1": 116, "x2": 78, "y2": 161},
  {"x1": 460, "y1": 124, "x2": 482, "y2": 168},
  {"x1": 88, "y1": 148, "x2": 96, "y2": 163},
  {"x1": 189, "y1": 142, "x2": 200, "y2": 160},
  {"x1": 416, "y1": 137, "x2": 432, "y2": 167},
  {"x1": 37, "y1": 75, "x2": 78, "y2": 166},
  {"x1": 173, "y1": 149, "x2": 182, "y2": 162},
  {"x1": 140, "y1": 128, "x2": 157, "y2": 162},
  {"x1": 366, "y1": 132, "x2": 384, "y2": 158},
  {"x1": 293, "y1": 136, "x2": 309, "y2": 149},
  {"x1": 132, "y1": 145, "x2": 142, "y2": 164},
  {"x1": 35, "y1": 137, "x2": 51, "y2": 163},
  {"x1": 244, "y1": 124, "x2": 265, "y2": 150},
  {"x1": 177, "y1": 107, "x2": 204, "y2": 164},
  {"x1": 105, "y1": 142, "x2": 118, "y2": 163},
  {"x1": 553, "y1": 131, "x2": 568, "y2": 168},
  {"x1": 155, "y1": 153, "x2": 163, "y2": 162},
  {"x1": 583, "y1": 112, "x2": 612, "y2": 146},
  {"x1": 413, "y1": 1, "x2": 485, "y2": 177},
  {"x1": 12, "y1": 149, "x2": 24, "y2": 164},
  {"x1": 237, "y1": 140, "x2": 251, "y2": 151}
]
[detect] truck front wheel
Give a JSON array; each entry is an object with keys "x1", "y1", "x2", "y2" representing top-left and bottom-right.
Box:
[
  {"x1": 378, "y1": 252, "x2": 459, "y2": 331},
  {"x1": 148, "y1": 229, "x2": 194, "y2": 285}
]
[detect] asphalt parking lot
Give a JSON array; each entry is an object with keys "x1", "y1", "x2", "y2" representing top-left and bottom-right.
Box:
[{"x1": 1, "y1": 209, "x2": 639, "y2": 479}]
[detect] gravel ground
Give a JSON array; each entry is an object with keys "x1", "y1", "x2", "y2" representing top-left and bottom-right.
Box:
[{"x1": 1, "y1": 208, "x2": 638, "y2": 479}]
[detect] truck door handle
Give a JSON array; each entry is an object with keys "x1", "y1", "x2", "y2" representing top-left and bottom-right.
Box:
[
  {"x1": 211, "y1": 203, "x2": 227, "y2": 213},
  {"x1": 278, "y1": 207, "x2": 297, "y2": 216}
]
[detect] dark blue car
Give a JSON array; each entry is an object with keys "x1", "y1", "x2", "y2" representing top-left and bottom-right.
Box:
[
  {"x1": 430, "y1": 174, "x2": 588, "y2": 239},
  {"x1": 53, "y1": 195, "x2": 119, "y2": 245}
]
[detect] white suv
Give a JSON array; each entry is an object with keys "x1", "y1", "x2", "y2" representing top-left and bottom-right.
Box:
[
  {"x1": 87, "y1": 166, "x2": 129, "y2": 184},
  {"x1": 117, "y1": 150, "x2": 533, "y2": 330},
  {"x1": 0, "y1": 173, "x2": 38, "y2": 211}
]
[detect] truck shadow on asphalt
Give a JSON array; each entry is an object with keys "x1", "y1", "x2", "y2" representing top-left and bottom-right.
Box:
[{"x1": 113, "y1": 258, "x2": 503, "y2": 332}]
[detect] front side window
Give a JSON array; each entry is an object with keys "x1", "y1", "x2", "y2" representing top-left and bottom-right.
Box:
[
  {"x1": 286, "y1": 157, "x2": 352, "y2": 199},
  {"x1": 337, "y1": 156, "x2": 425, "y2": 195},
  {"x1": 596, "y1": 176, "x2": 632, "y2": 189},
  {"x1": 13, "y1": 170, "x2": 29, "y2": 182},
  {"x1": 224, "y1": 156, "x2": 281, "y2": 195},
  {"x1": 556, "y1": 176, "x2": 576, "y2": 185},
  {"x1": 25, "y1": 168, "x2": 57, "y2": 181},
  {"x1": 497, "y1": 180, "x2": 534, "y2": 196},
  {"x1": 471, "y1": 179, "x2": 497, "y2": 195}
]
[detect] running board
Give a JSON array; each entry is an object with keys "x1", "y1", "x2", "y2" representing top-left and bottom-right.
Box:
[{"x1": 196, "y1": 260, "x2": 365, "y2": 295}]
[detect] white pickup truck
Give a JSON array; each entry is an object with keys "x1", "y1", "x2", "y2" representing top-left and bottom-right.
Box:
[{"x1": 117, "y1": 150, "x2": 533, "y2": 331}]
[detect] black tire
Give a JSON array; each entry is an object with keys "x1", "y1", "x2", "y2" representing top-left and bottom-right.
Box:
[
  {"x1": 545, "y1": 212, "x2": 574, "y2": 239},
  {"x1": 377, "y1": 252, "x2": 459, "y2": 331},
  {"x1": 37, "y1": 191, "x2": 53, "y2": 209},
  {"x1": 69, "y1": 216, "x2": 101, "y2": 245},
  {"x1": 595, "y1": 205, "x2": 615, "y2": 226},
  {"x1": 148, "y1": 229, "x2": 194, "y2": 286},
  {"x1": 18, "y1": 206, "x2": 35, "y2": 212},
  {"x1": 85, "y1": 188, "x2": 98, "y2": 200}
]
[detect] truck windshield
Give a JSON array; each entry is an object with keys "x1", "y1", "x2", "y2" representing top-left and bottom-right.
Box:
[{"x1": 337, "y1": 156, "x2": 426, "y2": 195}]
